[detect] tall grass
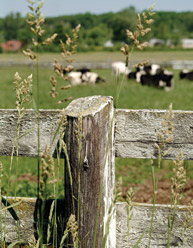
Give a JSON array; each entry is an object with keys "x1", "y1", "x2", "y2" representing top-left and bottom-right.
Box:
[{"x1": 1, "y1": 1, "x2": 193, "y2": 247}]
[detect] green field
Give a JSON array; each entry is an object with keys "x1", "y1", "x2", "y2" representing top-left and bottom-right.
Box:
[
  {"x1": 1, "y1": 51, "x2": 193, "y2": 200},
  {"x1": 1, "y1": 65, "x2": 193, "y2": 111}
]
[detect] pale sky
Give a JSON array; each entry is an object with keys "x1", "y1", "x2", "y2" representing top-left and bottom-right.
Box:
[{"x1": 1, "y1": 0, "x2": 193, "y2": 18}]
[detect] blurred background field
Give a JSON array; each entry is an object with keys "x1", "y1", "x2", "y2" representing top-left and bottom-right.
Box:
[
  {"x1": 1, "y1": 51, "x2": 193, "y2": 111},
  {"x1": 1, "y1": 50, "x2": 193, "y2": 204}
]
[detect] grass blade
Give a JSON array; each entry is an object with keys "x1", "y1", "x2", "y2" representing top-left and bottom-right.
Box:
[
  {"x1": 1, "y1": 197, "x2": 20, "y2": 221},
  {"x1": 7, "y1": 241, "x2": 21, "y2": 248},
  {"x1": 133, "y1": 229, "x2": 146, "y2": 248}
]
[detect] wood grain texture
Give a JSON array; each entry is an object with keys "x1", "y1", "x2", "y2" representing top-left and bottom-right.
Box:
[
  {"x1": 116, "y1": 202, "x2": 193, "y2": 248},
  {"x1": 0, "y1": 109, "x2": 61, "y2": 157},
  {"x1": 1, "y1": 108, "x2": 193, "y2": 160},
  {"x1": 64, "y1": 96, "x2": 115, "y2": 248},
  {"x1": 115, "y1": 109, "x2": 193, "y2": 160}
]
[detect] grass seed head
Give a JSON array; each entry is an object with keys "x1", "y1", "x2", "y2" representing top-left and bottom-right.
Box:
[{"x1": 171, "y1": 150, "x2": 186, "y2": 204}]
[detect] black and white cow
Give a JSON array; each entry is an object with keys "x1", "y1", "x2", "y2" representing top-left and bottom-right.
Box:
[
  {"x1": 140, "y1": 70, "x2": 174, "y2": 91},
  {"x1": 82, "y1": 72, "x2": 105, "y2": 84},
  {"x1": 68, "y1": 71, "x2": 105, "y2": 86},
  {"x1": 127, "y1": 64, "x2": 163, "y2": 82},
  {"x1": 142, "y1": 64, "x2": 162, "y2": 75},
  {"x1": 127, "y1": 71, "x2": 137, "y2": 79},
  {"x1": 179, "y1": 69, "x2": 193, "y2": 81},
  {"x1": 76, "y1": 68, "x2": 91, "y2": 74}
]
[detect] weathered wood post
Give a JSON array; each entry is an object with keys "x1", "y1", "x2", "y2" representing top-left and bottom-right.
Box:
[{"x1": 64, "y1": 95, "x2": 116, "y2": 248}]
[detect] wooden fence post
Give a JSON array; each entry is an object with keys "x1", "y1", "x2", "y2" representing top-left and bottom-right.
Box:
[{"x1": 64, "y1": 95, "x2": 116, "y2": 248}]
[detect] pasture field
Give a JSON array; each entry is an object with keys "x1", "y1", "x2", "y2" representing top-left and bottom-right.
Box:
[{"x1": 1, "y1": 51, "x2": 193, "y2": 204}]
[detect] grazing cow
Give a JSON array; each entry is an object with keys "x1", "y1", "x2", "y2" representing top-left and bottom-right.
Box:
[
  {"x1": 139, "y1": 70, "x2": 174, "y2": 91},
  {"x1": 127, "y1": 71, "x2": 137, "y2": 79},
  {"x1": 143, "y1": 64, "x2": 162, "y2": 75},
  {"x1": 68, "y1": 71, "x2": 82, "y2": 86},
  {"x1": 68, "y1": 71, "x2": 105, "y2": 86},
  {"x1": 127, "y1": 64, "x2": 162, "y2": 82},
  {"x1": 82, "y1": 72, "x2": 105, "y2": 84},
  {"x1": 76, "y1": 68, "x2": 91, "y2": 74},
  {"x1": 179, "y1": 69, "x2": 193, "y2": 81},
  {"x1": 112, "y1": 61, "x2": 130, "y2": 76}
]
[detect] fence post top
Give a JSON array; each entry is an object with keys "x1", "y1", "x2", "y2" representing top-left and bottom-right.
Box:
[{"x1": 64, "y1": 95, "x2": 113, "y2": 117}]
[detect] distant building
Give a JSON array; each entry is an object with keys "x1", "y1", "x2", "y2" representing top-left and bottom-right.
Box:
[
  {"x1": 149, "y1": 38, "x2": 165, "y2": 47},
  {"x1": 181, "y1": 39, "x2": 193, "y2": 49},
  {"x1": 0, "y1": 40, "x2": 22, "y2": 52},
  {"x1": 104, "y1": 40, "x2": 114, "y2": 48}
]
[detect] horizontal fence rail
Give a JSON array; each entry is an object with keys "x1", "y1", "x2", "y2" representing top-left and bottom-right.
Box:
[
  {"x1": 1, "y1": 198, "x2": 193, "y2": 247},
  {"x1": 0, "y1": 96, "x2": 193, "y2": 247},
  {"x1": 1, "y1": 107, "x2": 193, "y2": 160},
  {"x1": 0, "y1": 60, "x2": 173, "y2": 69},
  {"x1": 0, "y1": 109, "x2": 61, "y2": 157},
  {"x1": 115, "y1": 108, "x2": 193, "y2": 160}
]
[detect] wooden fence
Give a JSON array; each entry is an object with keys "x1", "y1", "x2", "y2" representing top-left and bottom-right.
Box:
[{"x1": 0, "y1": 95, "x2": 193, "y2": 247}]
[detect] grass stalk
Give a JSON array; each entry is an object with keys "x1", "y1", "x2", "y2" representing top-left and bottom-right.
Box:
[
  {"x1": 63, "y1": 142, "x2": 75, "y2": 215},
  {"x1": 148, "y1": 161, "x2": 157, "y2": 248}
]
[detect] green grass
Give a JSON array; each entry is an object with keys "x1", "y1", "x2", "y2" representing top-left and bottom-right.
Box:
[
  {"x1": 0, "y1": 156, "x2": 64, "y2": 197},
  {"x1": 1, "y1": 51, "x2": 193, "y2": 197},
  {"x1": 1, "y1": 66, "x2": 193, "y2": 111},
  {"x1": 115, "y1": 158, "x2": 193, "y2": 188}
]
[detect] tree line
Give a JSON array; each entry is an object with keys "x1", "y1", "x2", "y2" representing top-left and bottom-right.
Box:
[{"x1": 1, "y1": 6, "x2": 193, "y2": 52}]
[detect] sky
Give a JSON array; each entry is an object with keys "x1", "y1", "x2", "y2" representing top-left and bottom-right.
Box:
[{"x1": 1, "y1": 0, "x2": 193, "y2": 18}]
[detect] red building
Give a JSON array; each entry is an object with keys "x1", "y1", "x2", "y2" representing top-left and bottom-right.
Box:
[{"x1": 0, "y1": 40, "x2": 22, "y2": 52}]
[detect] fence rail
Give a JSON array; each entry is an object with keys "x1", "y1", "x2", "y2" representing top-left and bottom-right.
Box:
[
  {"x1": 0, "y1": 60, "x2": 176, "y2": 69},
  {"x1": 0, "y1": 95, "x2": 193, "y2": 247}
]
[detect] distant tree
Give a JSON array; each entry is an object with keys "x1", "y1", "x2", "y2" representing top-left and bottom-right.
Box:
[
  {"x1": 85, "y1": 25, "x2": 109, "y2": 47},
  {"x1": 110, "y1": 6, "x2": 137, "y2": 43},
  {"x1": 2, "y1": 8, "x2": 193, "y2": 52},
  {"x1": 53, "y1": 23, "x2": 65, "y2": 44},
  {"x1": 2, "y1": 12, "x2": 22, "y2": 40},
  {"x1": 18, "y1": 26, "x2": 32, "y2": 47}
]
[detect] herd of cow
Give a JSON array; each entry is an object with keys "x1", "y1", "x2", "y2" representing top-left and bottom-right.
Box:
[{"x1": 65, "y1": 61, "x2": 193, "y2": 89}]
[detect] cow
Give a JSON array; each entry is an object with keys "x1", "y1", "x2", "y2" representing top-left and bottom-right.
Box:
[
  {"x1": 68, "y1": 71, "x2": 105, "y2": 86},
  {"x1": 76, "y1": 68, "x2": 91, "y2": 74},
  {"x1": 68, "y1": 71, "x2": 82, "y2": 86},
  {"x1": 143, "y1": 64, "x2": 162, "y2": 75},
  {"x1": 127, "y1": 64, "x2": 163, "y2": 82},
  {"x1": 82, "y1": 72, "x2": 105, "y2": 84},
  {"x1": 127, "y1": 71, "x2": 137, "y2": 79},
  {"x1": 179, "y1": 69, "x2": 193, "y2": 81},
  {"x1": 112, "y1": 61, "x2": 130, "y2": 76},
  {"x1": 139, "y1": 69, "x2": 174, "y2": 91}
]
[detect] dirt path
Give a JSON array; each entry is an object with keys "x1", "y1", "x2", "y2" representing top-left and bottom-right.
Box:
[{"x1": 123, "y1": 178, "x2": 193, "y2": 205}]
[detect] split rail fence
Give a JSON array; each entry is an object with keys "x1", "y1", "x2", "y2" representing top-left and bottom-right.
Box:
[{"x1": 0, "y1": 95, "x2": 193, "y2": 247}]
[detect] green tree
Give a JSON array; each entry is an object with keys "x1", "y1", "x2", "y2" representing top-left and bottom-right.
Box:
[
  {"x1": 110, "y1": 7, "x2": 137, "y2": 43},
  {"x1": 2, "y1": 12, "x2": 21, "y2": 40}
]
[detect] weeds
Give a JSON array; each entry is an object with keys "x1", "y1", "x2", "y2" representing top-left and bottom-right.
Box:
[
  {"x1": 178, "y1": 200, "x2": 193, "y2": 247},
  {"x1": 148, "y1": 104, "x2": 174, "y2": 247},
  {"x1": 121, "y1": 5, "x2": 155, "y2": 68},
  {"x1": 1, "y1": 1, "x2": 193, "y2": 248},
  {"x1": 167, "y1": 151, "x2": 187, "y2": 247}
]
